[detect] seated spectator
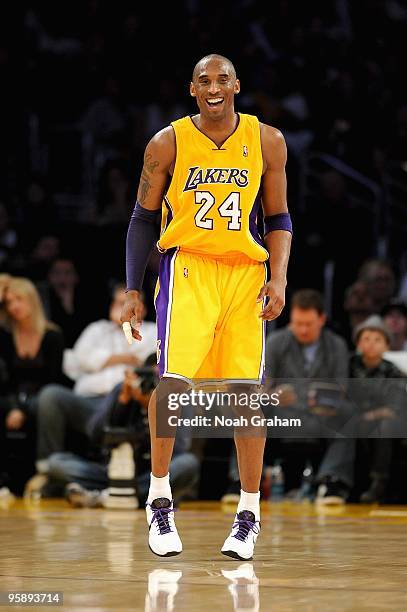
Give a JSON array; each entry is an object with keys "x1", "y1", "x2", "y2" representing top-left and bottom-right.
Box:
[
  {"x1": 349, "y1": 315, "x2": 406, "y2": 503},
  {"x1": 357, "y1": 259, "x2": 397, "y2": 314},
  {"x1": 64, "y1": 285, "x2": 156, "y2": 396},
  {"x1": 341, "y1": 280, "x2": 374, "y2": 346},
  {"x1": 96, "y1": 160, "x2": 133, "y2": 226},
  {"x1": 381, "y1": 300, "x2": 407, "y2": 351},
  {"x1": 0, "y1": 277, "x2": 64, "y2": 494},
  {"x1": 265, "y1": 289, "x2": 353, "y2": 505},
  {"x1": 26, "y1": 286, "x2": 156, "y2": 493},
  {"x1": 0, "y1": 276, "x2": 64, "y2": 411},
  {"x1": 38, "y1": 257, "x2": 94, "y2": 347},
  {"x1": 19, "y1": 176, "x2": 58, "y2": 236},
  {"x1": 80, "y1": 76, "x2": 130, "y2": 171},
  {"x1": 0, "y1": 273, "x2": 11, "y2": 328},
  {"x1": 399, "y1": 269, "x2": 407, "y2": 303},
  {"x1": 26, "y1": 235, "x2": 61, "y2": 281},
  {"x1": 0, "y1": 203, "x2": 18, "y2": 271},
  {"x1": 50, "y1": 366, "x2": 199, "y2": 507}
]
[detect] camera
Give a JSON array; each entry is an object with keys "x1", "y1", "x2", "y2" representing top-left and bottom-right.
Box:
[{"x1": 133, "y1": 366, "x2": 158, "y2": 395}]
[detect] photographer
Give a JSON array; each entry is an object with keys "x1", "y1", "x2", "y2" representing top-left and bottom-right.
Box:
[
  {"x1": 25, "y1": 284, "x2": 155, "y2": 497},
  {"x1": 47, "y1": 358, "x2": 199, "y2": 508}
]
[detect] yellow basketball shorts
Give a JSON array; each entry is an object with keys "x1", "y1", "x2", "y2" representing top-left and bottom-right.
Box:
[{"x1": 154, "y1": 248, "x2": 267, "y2": 382}]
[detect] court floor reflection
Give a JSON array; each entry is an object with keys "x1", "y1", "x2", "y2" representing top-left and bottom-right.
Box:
[
  {"x1": 145, "y1": 569, "x2": 183, "y2": 612},
  {"x1": 1, "y1": 500, "x2": 407, "y2": 610},
  {"x1": 221, "y1": 563, "x2": 259, "y2": 612}
]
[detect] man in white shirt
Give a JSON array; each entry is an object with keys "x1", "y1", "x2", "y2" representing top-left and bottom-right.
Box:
[{"x1": 64, "y1": 285, "x2": 156, "y2": 397}]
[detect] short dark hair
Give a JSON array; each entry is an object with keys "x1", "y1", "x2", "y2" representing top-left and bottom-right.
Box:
[
  {"x1": 291, "y1": 289, "x2": 325, "y2": 315},
  {"x1": 192, "y1": 54, "x2": 236, "y2": 81}
]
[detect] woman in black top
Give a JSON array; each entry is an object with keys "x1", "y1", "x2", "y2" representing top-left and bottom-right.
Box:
[{"x1": 0, "y1": 276, "x2": 64, "y2": 492}]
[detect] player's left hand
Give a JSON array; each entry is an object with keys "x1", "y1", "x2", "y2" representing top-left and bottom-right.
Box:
[{"x1": 257, "y1": 278, "x2": 286, "y2": 320}]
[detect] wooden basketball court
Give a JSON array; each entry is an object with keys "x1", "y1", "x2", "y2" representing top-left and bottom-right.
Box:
[{"x1": 1, "y1": 498, "x2": 407, "y2": 610}]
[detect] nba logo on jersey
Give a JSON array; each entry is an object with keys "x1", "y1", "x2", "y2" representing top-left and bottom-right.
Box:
[
  {"x1": 184, "y1": 267, "x2": 188, "y2": 278},
  {"x1": 243, "y1": 145, "x2": 248, "y2": 157}
]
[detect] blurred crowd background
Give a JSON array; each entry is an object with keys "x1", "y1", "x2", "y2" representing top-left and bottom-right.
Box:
[{"x1": 0, "y1": 1, "x2": 407, "y2": 507}]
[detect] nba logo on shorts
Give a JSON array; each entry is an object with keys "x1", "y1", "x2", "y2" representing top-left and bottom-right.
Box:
[
  {"x1": 243, "y1": 145, "x2": 248, "y2": 157},
  {"x1": 156, "y1": 339, "x2": 161, "y2": 364},
  {"x1": 184, "y1": 267, "x2": 188, "y2": 278}
]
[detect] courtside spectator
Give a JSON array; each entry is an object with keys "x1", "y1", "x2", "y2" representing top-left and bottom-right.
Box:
[
  {"x1": 350, "y1": 315, "x2": 406, "y2": 503},
  {"x1": 0, "y1": 277, "x2": 64, "y2": 494},
  {"x1": 266, "y1": 289, "x2": 353, "y2": 505}
]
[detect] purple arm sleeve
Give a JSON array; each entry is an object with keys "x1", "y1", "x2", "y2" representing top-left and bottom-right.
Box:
[
  {"x1": 264, "y1": 212, "x2": 293, "y2": 237},
  {"x1": 126, "y1": 202, "x2": 161, "y2": 291}
]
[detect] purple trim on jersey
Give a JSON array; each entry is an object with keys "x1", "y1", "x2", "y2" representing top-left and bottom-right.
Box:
[
  {"x1": 155, "y1": 247, "x2": 177, "y2": 376},
  {"x1": 249, "y1": 197, "x2": 266, "y2": 249},
  {"x1": 163, "y1": 196, "x2": 173, "y2": 230}
]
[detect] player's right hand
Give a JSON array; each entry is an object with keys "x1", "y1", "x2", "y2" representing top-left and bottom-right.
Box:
[
  {"x1": 276, "y1": 384, "x2": 297, "y2": 407},
  {"x1": 120, "y1": 290, "x2": 143, "y2": 341}
]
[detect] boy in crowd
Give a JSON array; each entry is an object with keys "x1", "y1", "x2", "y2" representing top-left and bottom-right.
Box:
[{"x1": 350, "y1": 315, "x2": 406, "y2": 502}]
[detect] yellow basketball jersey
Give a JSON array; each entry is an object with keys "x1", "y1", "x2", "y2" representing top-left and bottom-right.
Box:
[{"x1": 157, "y1": 113, "x2": 268, "y2": 262}]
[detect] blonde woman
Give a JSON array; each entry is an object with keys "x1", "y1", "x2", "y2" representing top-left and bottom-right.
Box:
[{"x1": 0, "y1": 277, "x2": 64, "y2": 433}]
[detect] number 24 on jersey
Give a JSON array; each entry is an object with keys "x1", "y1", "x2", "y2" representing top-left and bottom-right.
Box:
[{"x1": 194, "y1": 191, "x2": 241, "y2": 231}]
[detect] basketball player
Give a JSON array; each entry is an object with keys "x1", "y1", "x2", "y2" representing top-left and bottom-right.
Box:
[{"x1": 121, "y1": 54, "x2": 292, "y2": 560}]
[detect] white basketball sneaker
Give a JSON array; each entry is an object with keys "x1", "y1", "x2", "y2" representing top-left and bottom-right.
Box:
[
  {"x1": 146, "y1": 497, "x2": 182, "y2": 557},
  {"x1": 221, "y1": 510, "x2": 260, "y2": 560}
]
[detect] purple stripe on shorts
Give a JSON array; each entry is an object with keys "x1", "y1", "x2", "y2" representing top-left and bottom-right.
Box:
[
  {"x1": 249, "y1": 196, "x2": 266, "y2": 249},
  {"x1": 155, "y1": 247, "x2": 177, "y2": 377}
]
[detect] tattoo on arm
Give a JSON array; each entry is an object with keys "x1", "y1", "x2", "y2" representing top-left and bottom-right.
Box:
[{"x1": 139, "y1": 153, "x2": 160, "y2": 204}]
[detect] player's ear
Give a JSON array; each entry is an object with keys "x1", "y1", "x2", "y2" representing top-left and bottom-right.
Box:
[
  {"x1": 234, "y1": 79, "x2": 241, "y2": 94},
  {"x1": 319, "y1": 313, "x2": 327, "y2": 327},
  {"x1": 190, "y1": 82, "x2": 196, "y2": 97}
]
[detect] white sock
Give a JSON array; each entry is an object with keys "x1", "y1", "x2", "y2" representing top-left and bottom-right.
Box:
[
  {"x1": 147, "y1": 473, "x2": 172, "y2": 504},
  {"x1": 237, "y1": 489, "x2": 260, "y2": 522}
]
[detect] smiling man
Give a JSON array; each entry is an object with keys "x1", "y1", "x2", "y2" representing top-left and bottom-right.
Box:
[{"x1": 121, "y1": 54, "x2": 292, "y2": 560}]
